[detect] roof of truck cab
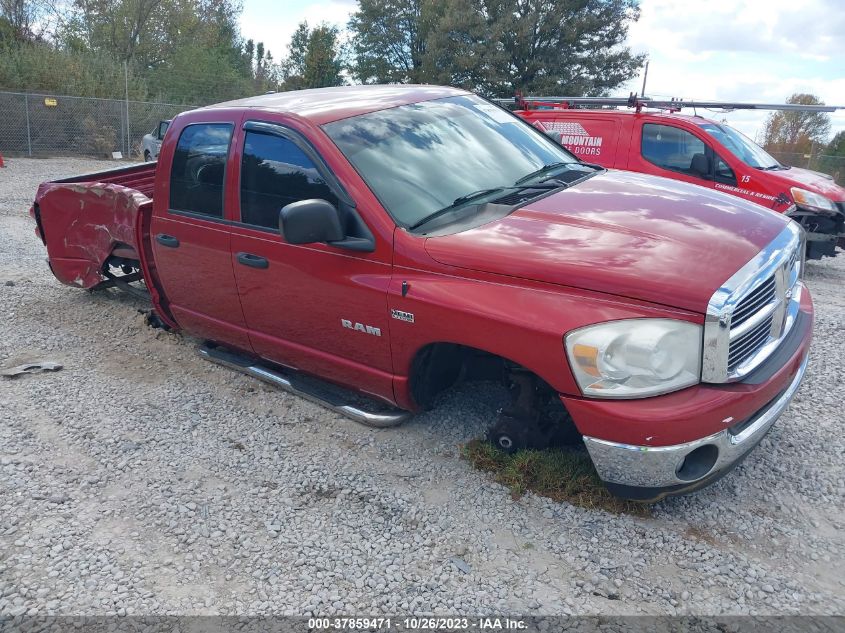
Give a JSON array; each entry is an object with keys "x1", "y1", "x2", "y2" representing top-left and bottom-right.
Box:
[
  {"x1": 642, "y1": 111, "x2": 719, "y2": 126},
  {"x1": 523, "y1": 107, "x2": 719, "y2": 126},
  {"x1": 202, "y1": 85, "x2": 470, "y2": 125}
]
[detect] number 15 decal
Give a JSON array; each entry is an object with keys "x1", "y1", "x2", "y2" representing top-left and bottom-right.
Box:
[{"x1": 741, "y1": 175, "x2": 751, "y2": 183}]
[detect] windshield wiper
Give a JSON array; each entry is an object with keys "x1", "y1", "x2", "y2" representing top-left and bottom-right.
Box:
[
  {"x1": 515, "y1": 161, "x2": 602, "y2": 185},
  {"x1": 451, "y1": 188, "x2": 508, "y2": 207},
  {"x1": 515, "y1": 162, "x2": 574, "y2": 185},
  {"x1": 409, "y1": 183, "x2": 560, "y2": 231}
]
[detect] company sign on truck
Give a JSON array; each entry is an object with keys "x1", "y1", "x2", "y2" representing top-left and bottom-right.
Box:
[{"x1": 539, "y1": 121, "x2": 605, "y2": 157}]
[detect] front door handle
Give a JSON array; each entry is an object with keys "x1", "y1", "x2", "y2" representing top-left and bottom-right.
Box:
[
  {"x1": 156, "y1": 233, "x2": 179, "y2": 248},
  {"x1": 236, "y1": 252, "x2": 269, "y2": 269}
]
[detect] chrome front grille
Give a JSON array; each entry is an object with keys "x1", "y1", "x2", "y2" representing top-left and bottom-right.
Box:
[
  {"x1": 728, "y1": 313, "x2": 774, "y2": 372},
  {"x1": 730, "y1": 276, "x2": 776, "y2": 329},
  {"x1": 702, "y1": 222, "x2": 805, "y2": 383}
]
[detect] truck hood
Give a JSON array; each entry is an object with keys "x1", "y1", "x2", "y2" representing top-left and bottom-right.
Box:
[
  {"x1": 424, "y1": 170, "x2": 790, "y2": 313},
  {"x1": 768, "y1": 165, "x2": 845, "y2": 202}
]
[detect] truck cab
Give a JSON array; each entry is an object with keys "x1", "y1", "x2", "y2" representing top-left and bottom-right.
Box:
[
  {"x1": 518, "y1": 106, "x2": 845, "y2": 259},
  {"x1": 32, "y1": 86, "x2": 814, "y2": 501}
]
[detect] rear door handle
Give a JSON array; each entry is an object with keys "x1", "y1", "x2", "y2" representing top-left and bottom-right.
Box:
[
  {"x1": 236, "y1": 252, "x2": 269, "y2": 269},
  {"x1": 156, "y1": 233, "x2": 179, "y2": 248}
]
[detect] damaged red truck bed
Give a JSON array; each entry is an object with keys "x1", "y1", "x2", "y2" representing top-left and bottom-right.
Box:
[
  {"x1": 32, "y1": 163, "x2": 156, "y2": 289},
  {"x1": 31, "y1": 86, "x2": 812, "y2": 501}
]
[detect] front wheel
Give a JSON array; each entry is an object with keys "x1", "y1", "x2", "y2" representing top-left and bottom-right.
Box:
[
  {"x1": 143, "y1": 150, "x2": 151, "y2": 162},
  {"x1": 487, "y1": 416, "x2": 529, "y2": 454}
]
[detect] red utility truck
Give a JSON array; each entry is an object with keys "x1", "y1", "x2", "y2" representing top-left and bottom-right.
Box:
[
  {"x1": 31, "y1": 86, "x2": 812, "y2": 501},
  {"x1": 514, "y1": 96, "x2": 845, "y2": 260}
]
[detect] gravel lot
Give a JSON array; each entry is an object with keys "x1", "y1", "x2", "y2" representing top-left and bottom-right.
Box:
[{"x1": 0, "y1": 157, "x2": 843, "y2": 617}]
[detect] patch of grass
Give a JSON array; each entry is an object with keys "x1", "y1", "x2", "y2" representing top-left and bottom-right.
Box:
[{"x1": 461, "y1": 439, "x2": 650, "y2": 517}]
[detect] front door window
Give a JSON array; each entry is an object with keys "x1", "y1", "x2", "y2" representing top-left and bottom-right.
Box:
[
  {"x1": 239, "y1": 131, "x2": 338, "y2": 229},
  {"x1": 642, "y1": 123, "x2": 710, "y2": 179}
]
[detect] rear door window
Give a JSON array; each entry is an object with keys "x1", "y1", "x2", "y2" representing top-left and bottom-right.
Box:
[
  {"x1": 642, "y1": 123, "x2": 708, "y2": 177},
  {"x1": 169, "y1": 123, "x2": 233, "y2": 218},
  {"x1": 239, "y1": 131, "x2": 338, "y2": 229}
]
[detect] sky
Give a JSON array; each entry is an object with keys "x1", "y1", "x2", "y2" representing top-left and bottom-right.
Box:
[{"x1": 240, "y1": 0, "x2": 845, "y2": 145}]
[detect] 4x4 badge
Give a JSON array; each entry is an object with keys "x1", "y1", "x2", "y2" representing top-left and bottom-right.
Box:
[{"x1": 391, "y1": 309, "x2": 415, "y2": 323}]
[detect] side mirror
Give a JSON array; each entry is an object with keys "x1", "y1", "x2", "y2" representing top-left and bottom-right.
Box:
[
  {"x1": 279, "y1": 199, "x2": 344, "y2": 245},
  {"x1": 545, "y1": 130, "x2": 563, "y2": 144}
]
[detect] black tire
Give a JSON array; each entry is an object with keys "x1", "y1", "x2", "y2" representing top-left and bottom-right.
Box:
[{"x1": 144, "y1": 150, "x2": 151, "y2": 162}]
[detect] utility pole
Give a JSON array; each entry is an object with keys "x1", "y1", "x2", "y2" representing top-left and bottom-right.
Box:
[
  {"x1": 640, "y1": 61, "x2": 649, "y2": 99},
  {"x1": 124, "y1": 61, "x2": 130, "y2": 158}
]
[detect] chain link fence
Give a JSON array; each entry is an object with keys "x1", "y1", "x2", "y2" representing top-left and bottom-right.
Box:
[
  {"x1": 767, "y1": 151, "x2": 845, "y2": 186},
  {"x1": 0, "y1": 91, "x2": 196, "y2": 160}
]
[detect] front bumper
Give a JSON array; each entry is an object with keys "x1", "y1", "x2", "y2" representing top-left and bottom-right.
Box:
[
  {"x1": 788, "y1": 204, "x2": 845, "y2": 259},
  {"x1": 582, "y1": 352, "x2": 808, "y2": 501}
]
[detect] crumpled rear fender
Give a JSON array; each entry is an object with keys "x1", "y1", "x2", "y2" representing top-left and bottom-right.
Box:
[{"x1": 36, "y1": 182, "x2": 150, "y2": 288}]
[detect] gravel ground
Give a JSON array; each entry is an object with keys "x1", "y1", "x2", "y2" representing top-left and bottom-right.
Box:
[{"x1": 0, "y1": 157, "x2": 843, "y2": 617}]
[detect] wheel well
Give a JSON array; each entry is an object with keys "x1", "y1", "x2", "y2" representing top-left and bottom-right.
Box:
[
  {"x1": 409, "y1": 343, "x2": 502, "y2": 408},
  {"x1": 408, "y1": 343, "x2": 537, "y2": 406},
  {"x1": 409, "y1": 342, "x2": 582, "y2": 445}
]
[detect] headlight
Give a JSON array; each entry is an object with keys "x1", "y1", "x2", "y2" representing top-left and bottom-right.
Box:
[
  {"x1": 565, "y1": 319, "x2": 702, "y2": 399},
  {"x1": 790, "y1": 187, "x2": 836, "y2": 214}
]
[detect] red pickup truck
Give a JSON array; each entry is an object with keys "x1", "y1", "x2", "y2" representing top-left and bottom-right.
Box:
[
  {"x1": 517, "y1": 102, "x2": 845, "y2": 260},
  {"x1": 31, "y1": 86, "x2": 813, "y2": 501}
]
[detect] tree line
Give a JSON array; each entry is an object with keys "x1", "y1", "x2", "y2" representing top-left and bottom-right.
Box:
[{"x1": 0, "y1": 0, "x2": 645, "y2": 105}]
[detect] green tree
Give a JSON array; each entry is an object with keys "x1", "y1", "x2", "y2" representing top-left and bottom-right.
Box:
[
  {"x1": 349, "y1": 0, "x2": 644, "y2": 96},
  {"x1": 68, "y1": 0, "x2": 166, "y2": 64},
  {"x1": 763, "y1": 94, "x2": 833, "y2": 155},
  {"x1": 348, "y1": 0, "x2": 443, "y2": 84},
  {"x1": 0, "y1": 0, "x2": 39, "y2": 42},
  {"x1": 146, "y1": 44, "x2": 252, "y2": 103},
  {"x1": 0, "y1": 0, "x2": 60, "y2": 44},
  {"x1": 0, "y1": 41, "x2": 149, "y2": 98},
  {"x1": 61, "y1": 0, "x2": 246, "y2": 75},
  {"x1": 422, "y1": 0, "x2": 492, "y2": 89},
  {"x1": 302, "y1": 25, "x2": 343, "y2": 88},
  {"x1": 489, "y1": 0, "x2": 643, "y2": 95},
  {"x1": 820, "y1": 130, "x2": 845, "y2": 184},
  {"x1": 826, "y1": 130, "x2": 845, "y2": 157},
  {"x1": 1, "y1": 0, "x2": 290, "y2": 107},
  {"x1": 282, "y1": 21, "x2": 343, "y2": 90},
  {"x1": 284, "y1": 21, "x2": 309, "y2": 79}
]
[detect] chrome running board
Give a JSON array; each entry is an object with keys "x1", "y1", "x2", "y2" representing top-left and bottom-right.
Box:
[{"x1": 198, "y1": 344, "x2": 411, "y2": 428}]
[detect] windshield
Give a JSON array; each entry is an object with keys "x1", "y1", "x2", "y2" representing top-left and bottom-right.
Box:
[
  {"x1": 323, "y1": 95, "x2": 578, "y2": 227},
  {"x1": 700, "y1": 123, "x2": 780, "y2": 169}
]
